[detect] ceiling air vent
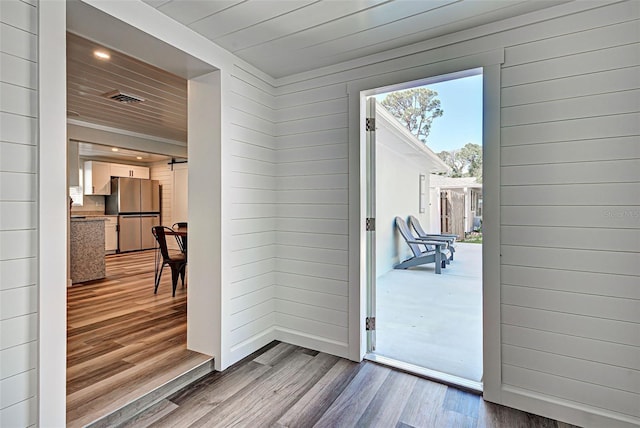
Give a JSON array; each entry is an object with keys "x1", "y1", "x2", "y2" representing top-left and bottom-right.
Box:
[{"x1": 102, "y1": 90, "x2": 145, "y2": 104}]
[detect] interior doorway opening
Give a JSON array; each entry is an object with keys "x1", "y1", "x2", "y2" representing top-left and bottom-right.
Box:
[
  {"x1": 364, "y1": 69, "x2": 484, "y2": 392},
  {"x1": 62, "y1": 3, "x2": 219, "y2": 425}
]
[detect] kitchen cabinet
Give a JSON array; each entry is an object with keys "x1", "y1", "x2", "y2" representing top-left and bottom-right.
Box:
[
  {"x1": 84, "y1": 161, "x2": 111, "y2": 195},
  {"x1": 84, "y1": 161, "x2": 150, "y2": 195},
  {"x1": 68, "y1": 140, "x2": 80, "y2": 187},
  {"x1": 104, "y1": 216, "x2": 118, "y2": 253},
  {"x1": 110, "y1": 163, "x2": 149, "y2": 179}
]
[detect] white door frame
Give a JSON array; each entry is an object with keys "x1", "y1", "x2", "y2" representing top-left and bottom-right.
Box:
[
  {"x1": 365, "y1": 97, "x2": 377, "y2": 353},
  {"x1": 346, "y1": 50, "x2": 504, "y2": 403},
  {"x1": 362, "y1": 69, "x2": 485, "y2": 392}
]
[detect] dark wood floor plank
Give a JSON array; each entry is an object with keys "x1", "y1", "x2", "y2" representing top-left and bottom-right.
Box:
[
  {"x1": 67, "y1": 310, "x2": 151, "y2": 337},
  {"x1": 118, "y1": 399, "x2": 179, "y2": 428},
  {"x1": 477, "y1": 401, "x2": 562, "y2": 428},
  {"x1": 313, "y1": 362, "x2": 391, "y2": 427},
  {"x1": 252, "y1": 342, "x2": 299, "y2": 366},
  {"x1": 188, "y1": 349, "x2": 330, "y2": 427},
  {"x1": 153, "y1": 361, "x2": 273, "y2": 426},
  {"x1": 436, "y1": 409, "x2": 478, "y2": 428},
  {"x1": 275, "y1": 358, "x2": 362, "y2": 427},
  {"x1": 398, "y1": 377, "x2": 448, "y2": 427},
  {"x1": 67, "y1": 324, "x2": 185, "y2": 381},
  {"x1": 443, "y1": 386, "x2": 481, "y2": 418},
  {"x1": 66, "y1": 340, "x2": 123, "y2": 367},
  {"x1": 235, "y1": 352, "x2": 340, "y2": 426},
  {"x1": 66, "y1": 359, "x2": 135, "y2": 394},
  {"x1": 126, "y1": 341, "x2": 581, "y2": 428},
  {"x1": 357, "y1": 369, "x2": 418, "y2": 427}
]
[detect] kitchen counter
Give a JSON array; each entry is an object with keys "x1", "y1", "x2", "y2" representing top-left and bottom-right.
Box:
[
  {"x1": 70, "y1": 217, "x2": 106, "y2": 283},
  {"x1": 71, "y1": 216, "x2": 109, "y2": 221}
]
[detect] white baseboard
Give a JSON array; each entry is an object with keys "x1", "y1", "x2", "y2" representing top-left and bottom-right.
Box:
[
  {"x1": 274, "y1": 327, "x2": 349, "y2": 359},
  {"x1": 500, "y1": 385, "x2": 640, "y2": 428},
  {"x1": 224, "y1": 328, "x2": 349, "y2": 371},
  {"x1": 226, "y1": 328, "x2": 277, "y2": 369}
]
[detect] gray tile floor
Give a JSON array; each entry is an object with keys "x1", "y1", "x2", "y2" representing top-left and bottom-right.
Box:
[{"x1": 375, "y1": 243, "x2": 483, "y2": 382}]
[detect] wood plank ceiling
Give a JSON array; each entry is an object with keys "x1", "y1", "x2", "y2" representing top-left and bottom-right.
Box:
[
  {"x1": 66, "y1": 0, "x2": 569, "y2": 145},
  {"x1": 143, "y1": 0, "x2": 571, "y2": 78},
  {"x1": 67, "y1": 32, "x2": 188, "y2": 143}
]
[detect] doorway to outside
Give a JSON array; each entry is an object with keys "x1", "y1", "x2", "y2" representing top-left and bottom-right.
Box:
[{"x1": 365, "y1": 69, "x2": 484, "y2": 392}]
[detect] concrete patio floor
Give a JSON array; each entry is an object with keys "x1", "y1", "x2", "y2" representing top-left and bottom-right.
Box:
[{"x1": 375, "y1": 242, "x2": 483, "y2": 383}]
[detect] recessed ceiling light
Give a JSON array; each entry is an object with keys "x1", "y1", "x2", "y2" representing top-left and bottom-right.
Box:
[
  {"x1": 111, "y1": 148, "x2": 119, "y2": 152},
  {"x1": 94, "y1": 50, "x2": 110, "y2": 60},
  {"x1": 136, "y1": 156, "x2": 143, "y2": 160}
]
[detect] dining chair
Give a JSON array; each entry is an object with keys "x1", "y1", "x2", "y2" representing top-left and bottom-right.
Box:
[
  {"x1": 172, "y1": 222, "x2": 188, "y2": 254},
  {"x1": 151, "y1": 226, "x2": 187, "y2": 297}
]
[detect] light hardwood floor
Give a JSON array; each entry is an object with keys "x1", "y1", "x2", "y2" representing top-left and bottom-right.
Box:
[
  {"x1": 67, "y1": 250, "x2": 211, "y2": 428},
  {"x1": 124, "y1": 341, "x2": 580, "y2": 428}
]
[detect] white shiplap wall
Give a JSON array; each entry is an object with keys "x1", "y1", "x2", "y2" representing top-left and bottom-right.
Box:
[
  {"x1": 227, "y1": 65, "x2": 278, "y2": 362},
  {"x1": 150, "y1": 161, "x2": 180, "y2": 250},
  {"x1": 0, "y1": 1, "x2": 38, "y2": 427},
  {"x1": 498, "y1": 3, "x2": 640, "y2": 423},
  {"x1": 273, "y1": 83, "x2": 350, "y2": 356},
  {"x1": 272, "y1": 1, "x2": 639, "y2": 426}
]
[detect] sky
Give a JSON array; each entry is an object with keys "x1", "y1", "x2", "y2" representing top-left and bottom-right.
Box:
[{"x1": 376, "y1": 73, "x2": 483, "y2": 153}]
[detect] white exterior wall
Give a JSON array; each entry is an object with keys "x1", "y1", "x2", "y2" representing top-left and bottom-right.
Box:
[
  {"x1": 0, "y1": 1, "x2": 39, "y2": 426},
  {"x1": 272, "y1": 2, "x2": 640, "y2": 426},
  {"x1": 429, "y1": 187, "x2": 441, "y2": 233},
  {"x1": 375, "y1": 141, "x2": 431, "y2": 278}
]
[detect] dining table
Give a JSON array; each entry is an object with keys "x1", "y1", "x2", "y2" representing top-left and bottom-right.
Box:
[{"x1": 166, "y1": 226, "x2": 187, "y2": 256}]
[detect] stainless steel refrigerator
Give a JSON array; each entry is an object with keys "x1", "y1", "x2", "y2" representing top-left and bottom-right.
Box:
[{"x1": 106, "y1": 177, "x2": 160, "y2": 252}]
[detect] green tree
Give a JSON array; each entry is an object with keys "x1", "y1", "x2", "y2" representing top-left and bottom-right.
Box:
[
  {"x1": 381, "y1": 88, "x2": 443, "y2": 143},
  {"x1": 438, "y1": 143, "x2": 482, "y2": 180}
]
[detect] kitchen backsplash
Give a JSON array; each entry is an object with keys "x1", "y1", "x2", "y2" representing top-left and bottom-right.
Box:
[{"x1": 71, "y1": 195, "x2": 106, "y2": 214}]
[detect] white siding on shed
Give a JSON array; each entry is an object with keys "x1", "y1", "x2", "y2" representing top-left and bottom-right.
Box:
[{"x1": 0, "y1": 1, "x2": 38, "y2": 426}]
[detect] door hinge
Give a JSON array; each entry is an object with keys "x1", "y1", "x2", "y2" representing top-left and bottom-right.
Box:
[
  {"x1": 366, "y1": 218, "x2": 375, "y2": 231},
  {"x1": 366, "y1": 317, "x2": 376, "y2": 331},
  {"x1": 366, "y1": 117, "x2": 376, "y2": 131}
]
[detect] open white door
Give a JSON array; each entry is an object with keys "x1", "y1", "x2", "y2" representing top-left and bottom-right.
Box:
[{"x1": 365, "y1": 97, "x2": 377, "y2": 353}]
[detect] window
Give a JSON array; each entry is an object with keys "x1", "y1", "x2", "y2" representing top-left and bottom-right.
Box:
[{"x1": 69, "y1": 167, "x2": 83, "y2": 206}]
